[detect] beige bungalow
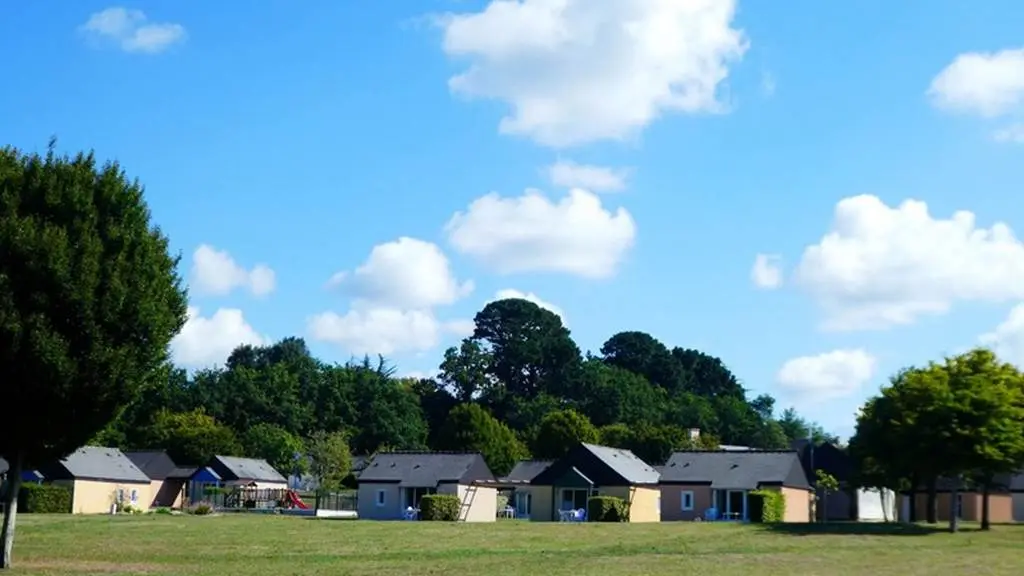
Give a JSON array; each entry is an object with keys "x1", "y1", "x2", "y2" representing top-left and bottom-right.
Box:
[
  {"x1": 39, "y1": 446, "x2": 153, "y2": 514},
  {"x1": 527, "y1": 443, "x2": 662, "y2": 522},
  {"x1": 356, "y1": 452, "x2": 498, "y2": 522},
  {"x1": 659, "y1": 450, "x2": 812, "y2": 523}
]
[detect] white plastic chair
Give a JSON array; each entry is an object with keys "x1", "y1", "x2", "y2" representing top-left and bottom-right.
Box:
[
  {"x1": 404, "y1": 506, "x2": 418, "y2": 521},
  {"x1": 574, "y1": 508, "x2": 586, "y2": 522}
]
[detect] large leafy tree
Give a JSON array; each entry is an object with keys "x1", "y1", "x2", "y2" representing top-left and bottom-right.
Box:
[
  {"x1": 939, "y1": 349, "x2": 1024, "y2": 530},
  {"x1": 435, "y1": 403, "x2": 528, "y2": 477},
  {"x1": 137, "y1": 409, "x2": 243, "y2": 466},
  {"x1": 532, "y1": 409, "x2": 599, "y2": 459},
  {"x1": 472, "y1": 298, "x2": 582, "y2": 401},
  {"x1": 242, "y1": 423, "x2": 306, "y2": 477},
  {"x1": 600, "y1": 331, "x2": 682, "y2": 390},
  {"x1": 0, "y1": 144, "x2": 188, "y2": 569},
  {"x1": 850, "y1": 353, "x2": 1024, "y2": 531},
  {"x1": 672, "y1": 347, "x2": 746, "y2": 399},
  {"x1": 438, "y1": 338, "x2": 494, "y2": 402},
  {"x1": 306, "y1": 430, "x2": 352, "y2": 493},
  {"x1": 574, "y1": 358, "x2": 668, "y2": 427}
]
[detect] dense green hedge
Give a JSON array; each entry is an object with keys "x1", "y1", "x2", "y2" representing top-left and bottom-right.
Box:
[
  {"x1": 587, "y1": 495, "x2": 628, "y2": 522},
  {"x1": 748, "y1": 489, "x2": 785, "y2": 523},
  {"x1": 419, "y1": 494, "x2": 461, "y2": 521},
  {"x1": 19, "y1": 484, "x2": 72, "y2": 514}
]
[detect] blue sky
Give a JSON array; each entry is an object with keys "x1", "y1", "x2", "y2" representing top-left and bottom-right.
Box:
[{"x1": 4, "y1": 1, "x2": 1024, "y2": 438}]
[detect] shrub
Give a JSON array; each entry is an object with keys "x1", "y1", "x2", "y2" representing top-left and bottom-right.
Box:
[
  {"x1": 151, "y1": 507, "x2": 173, "y2": 515},
  {"x1": 587, "y1": 496, "x2": 628, "y2": 522},
  {"x1": 189, "y1": 502, "x2": 214, "y2": 516},
  {"x1": 749, "y1": 490, "x2": 785, "y2": 523},
  {"x1": 419, "y1": 494, "x2": 461, "y2": 521},
  {"x1": 18, "y1": 484, "x2": 72, "y2": 514}
]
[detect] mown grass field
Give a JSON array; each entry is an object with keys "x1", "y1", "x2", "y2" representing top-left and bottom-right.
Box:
[{"x1": 7, "y1": 514, "x2": 1024, "y2": 575}]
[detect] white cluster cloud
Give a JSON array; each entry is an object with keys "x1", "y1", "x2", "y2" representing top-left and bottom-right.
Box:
[
  {"x1": 445, "y1": 188, "x2": 636, "y2": 278},
  {"x1": 928, "y1": 47, "x2": 1024, "y2": 141},
  {"x1": 309, "y1": 238, "x2": 473, "y2": 356},
  {"x1": 438, "y1": 0, "x2": 747, "y2": 147},
  {"x1": 329, "y1": 237, "x2": 474, "y2": 309},
  {"x1": 190, "y1": 245, "x2": 276, "y2": 297},
  {"x1": 80, "y1": 7, "x2": 186, "y2": 53},
  {"x1": 493, "y1": 288, "x2": 565, "y2": 320},
  {"x1": 776, "y1": 349, "x2": 877, "y2": 405},
  {"x1": 547, "y1": 160, "x2": 629, "y2": 192},
  {"x1": 792, "y1": 194, "x2": 1024, "y2": 331},
  {"x1": 171, "y1": 306, "x2": 268, "y2": 369},
  {"x1": 750, "y1": 254, "x2": 783, "y2": 289}
]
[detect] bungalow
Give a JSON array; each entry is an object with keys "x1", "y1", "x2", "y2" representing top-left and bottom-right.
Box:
[
  {"x1": 528, "y1": 443, "x2": 661, "y2": 522},
  {"x1": 38, "y1": 446, "x2": 152, "y2": 514},
  {"x1": 356, "y1": 452, "x2": 497, "y2": 522},
  {"x1": 124, "y1": 451, "x2": 195, "y2": 508},
  {"x1": 901, "y1": 476, "x2": 1014, "y2": 523},
  {"x1": 792, "y1": 439, "x2": 897, "y2": 522},
  {"x1": 188, "y1": 455, "x2": 288, "y2": 504},
  {"x1": 500, "y1": 460, "x2": 554, "y2": 519},
  {"x1": 659, "y1": 450, "x2": 812, "y2": 522}
]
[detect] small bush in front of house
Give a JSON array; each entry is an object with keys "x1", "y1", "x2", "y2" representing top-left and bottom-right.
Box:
[
  {"x1": 151, "y1": 507, "x2": 173, "y2": 515},
  {"x1": 587, "y1": 496, "x2": 628, "y2": 522},
  {"x1": 189, "y1": 502, "x2": 214, "y2": 516},
  {"x1": 419, "y1": 494, "x2": 461, "y2": 521},
  {"x1": 749, "y1": 490, "x2": 786, "y2": 523},
  {"x1": 18, "y1": 484, "x2": 72, "y2": 514}
]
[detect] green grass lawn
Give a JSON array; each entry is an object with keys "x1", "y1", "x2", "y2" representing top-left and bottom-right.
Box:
[{"x1": 7, "y1": 514, "x2": 1024, "y2": 576}]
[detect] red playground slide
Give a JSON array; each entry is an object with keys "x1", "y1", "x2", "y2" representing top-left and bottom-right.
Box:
[{"x1": 285, "y1": 490, "x2": 310, "y2": 509}]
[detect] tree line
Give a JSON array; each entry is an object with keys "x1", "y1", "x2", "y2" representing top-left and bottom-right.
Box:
[
  {"x1": 96, "y1": 297, "x2": 837, "y2": 479},
  {"x1": 849, "y1": 348, "x2": 1024, "y2": 532}
]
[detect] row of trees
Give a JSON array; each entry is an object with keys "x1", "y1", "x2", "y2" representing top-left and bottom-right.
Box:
[
  {"x1": 849, "y1": 348, "x2": 1024, "y2": 532},
  {"x1": 0, "y1": 143, "x2": 833, "y2": 569},
  {"x1": 95, "y1": 299, "x2": 838, "y2": 479}
]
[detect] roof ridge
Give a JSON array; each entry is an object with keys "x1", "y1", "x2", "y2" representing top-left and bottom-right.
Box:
[{"x1": 379, "y1": 450, "x2": 480, "y2": 455}]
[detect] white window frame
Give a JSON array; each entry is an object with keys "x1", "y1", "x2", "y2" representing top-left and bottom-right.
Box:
[
  {"x1": 681, "y1": 490, "x2": 695, "y2": 511},
  {"x1": 375, "y1": 489, "x2": 386, "y2": 507}
]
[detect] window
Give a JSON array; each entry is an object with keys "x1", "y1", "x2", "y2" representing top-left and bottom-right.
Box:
[
  {"x1": 681, "y1": 490, "x2": 695, "y2": 511},
  {"x1": 130, "y1": 490, "x2": 138, "y2": 504},
  {"x1": 117, "y1": 489, "x2": 125, "y2": 503},
  {"x1": 560, "y1": 489, "x2": 593, "y2": 510},
  {"x1": 403, "y1": 487, "x2": 436, "y2": 509},
  {"x1": 375, "y1": 489, "x2": 386, "y2": 507}
]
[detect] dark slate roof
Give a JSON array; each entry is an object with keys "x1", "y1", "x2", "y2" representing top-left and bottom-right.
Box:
[
  {"x1": 211, "y1": 456, "x2": 287, "y2": 483},
  {"x1": 351, "y1": 455, "x2": 370, "y2": 477},
  {"x1": 582, "y1": 443, "x2": 660, "y2": 484},
  {"x1": 170, "y1": 467, "x2": 197, "y2": 479},
  {"x1": 531, "y1": 443, "x2": 660, "y2": 487},
  {"x1": 660, "y1": 450, "x2": 810, "y2": 490},
  {"x1": 41, "y1": 447, "x2": 150, "y2": 484},
  {"x1": 503, "y1": 460, "x2": 554, "y2": 482},
  {"x1": 124, "y1": 451, "x2": 179, "y2": 480},
  {"x1": 0, "y1": 458, "x2": 7, "y2": 475},
  {"x1": 357, "y1": 452, "x2": 495, "y2": 487},
  {"x1": 1010, "y1": 473, "x2": 1024, "y2": 492}
]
